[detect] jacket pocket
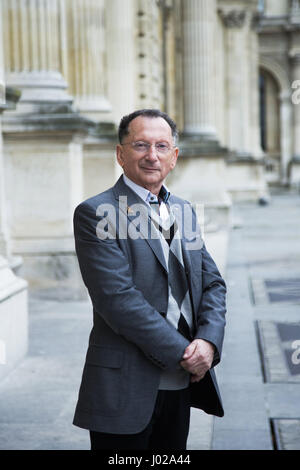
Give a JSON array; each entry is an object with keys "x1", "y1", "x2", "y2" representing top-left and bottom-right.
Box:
[{"x1": 78, "y1": 346, "x2": 125, "y2": 416}]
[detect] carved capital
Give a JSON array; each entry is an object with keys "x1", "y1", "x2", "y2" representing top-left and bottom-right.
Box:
[{"x1": 220, "y1": 9, "x2": 247, "y2": 28}]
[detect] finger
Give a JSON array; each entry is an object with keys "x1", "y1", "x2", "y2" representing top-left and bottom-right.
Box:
[{"x1": 183, "y1": 342, "x2": 197, "y2": 360}]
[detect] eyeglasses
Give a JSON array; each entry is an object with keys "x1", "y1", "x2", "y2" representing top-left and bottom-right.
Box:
[{"x1": 121, "y1": 141, "x2": 175, "y2": 155}]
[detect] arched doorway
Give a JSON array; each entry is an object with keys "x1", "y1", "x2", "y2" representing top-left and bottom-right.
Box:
[{"x1": 259, "y1": 58, "x2": 292, "y2": 185}]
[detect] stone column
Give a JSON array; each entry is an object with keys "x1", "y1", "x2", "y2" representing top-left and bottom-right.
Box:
[
  {"x1": 182, "y1": 0, "x2": 217, "y2": 138},
  {"x1": 249, "y1": 21, "x2": 264, "y2": 158},
  {"x1": 106, "y1": 0, "x2": 136, "y2": 123},
  {"x1": 65, "y1": 0, "x2": 111, "y2": 120},
  {"x1": 3, "y1": 0, "x2": 72, "y2": 112},
  {"x1": 280, "y1": 90, "x2": 293, "y2": 185},
  {"x1": 291, "y1": 55, "x2": 300, "y2": 160},
  {"x1": 288, "y1": 34, "x2": 300, "y2": 185},
  {"x1": 220, "y1": 5, "x2": 268, "y2": 202},
  {"x1": 2, "y1": 0, "x2": 93, "y2": 299},
  {"x1": 0, "y1": 94, "x2": 9, "y2": 260},
  {"x1": 65, "y1": 0, "x2": 117, "y2": 201},
  {"x1": 0, "y1": 124, "x2": 28, "y2": 381},
  {"x1": 167, "y1": 0, "x2": 231, "y2": 269},
  {"x1": 135, "y1": 0, "x2": 164, "y2": 110},
  {"x1": 0, "y1": 5, "x2": 28, "y2": 382},
  {"x1": 222, "y1": 9, "x2": 251, "y2": 154}
]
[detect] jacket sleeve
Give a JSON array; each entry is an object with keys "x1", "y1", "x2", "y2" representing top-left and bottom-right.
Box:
[
  {"x1": 74, "y1": 201, "x2": 190, "y2": 370},
  {"x1": 193, "y1": 242, "x2": 227, "y2": 368}
]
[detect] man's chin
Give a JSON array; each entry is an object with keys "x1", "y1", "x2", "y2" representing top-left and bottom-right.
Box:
[
  {"x1": 139, "y1": 170, "x2": 161, "y2": 181},
  {"x1": 140, "y1": 175, "x2": 161, "y2": 186}
]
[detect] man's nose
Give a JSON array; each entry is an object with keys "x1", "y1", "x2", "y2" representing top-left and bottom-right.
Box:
[{"x1": 145, "y1": 144, "x2": 159, "y2": 160}]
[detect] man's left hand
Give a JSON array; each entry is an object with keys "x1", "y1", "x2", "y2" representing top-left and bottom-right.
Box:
[{"x1": 180, "y1": 339, "x2": 215, "y2": 383}]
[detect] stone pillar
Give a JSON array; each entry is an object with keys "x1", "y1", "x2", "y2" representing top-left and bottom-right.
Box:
[
  {"x1": 2, "y1": 0, "x2": 94, "y2": 299},
  {"x1": 0, "y1": 31, "x2": 8, "y2": 257},
  {"x1": 65, "y1": 0, "x2": 118, "y2": 201},
  {"x1": 220, "y1": 4, "x2": 269, "y2": 202},
  {"x1": 2, "y1": 122, "x2": 90, "y2": 299},
  {"x1": 288, "y1": 35, "x2": 300, "y2": 186},
  {"x1": 249, "y1": 21, "x2": 264, "y2": 159},
  {"x1": 0, "y1": 103, "x2": 9, "y2": 260},
  {"x1": 3, "y1": 0, "x2": 72, "y2": 113},
  {"x1": 291, "y1": 55, "x2": 300, "y2": 160},
  {"x1": 0, "y1": 123, "x2": 28, "y2": 381},
  {"x1": 65, "y1": 0, "x2": 111, "y2": 120},
  {"x1": 222, "y1": 9, "x2": 252, "y2": 154},
  {"x1": 167, "y1": 0, "x2": 231, "y2": 270},
  {"x1": 135, "y1": 0, "x2": 164, "y2": 110},
  {"x1": 0, "y1": 5, "x2": 28, "y2": 382},
  {"x1": 280, "y1": 90, "x2": 293, "y2": 185},
  {"x1": 106, "y1": 0, "x2": 136, "y2": 124},
  {"x1": 214, "y1": 11, "x2": 226, "y2": 147},
  {"x1": 182, "y1": 0, "x2": 217, "y2": 138}
]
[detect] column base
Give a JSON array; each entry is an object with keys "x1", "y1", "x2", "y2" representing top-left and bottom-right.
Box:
[
  {"x1": 179, "y1": 133, "x2": 227, "y2": 157},
  {"x1": 289, "y1": 156, "x2": 300, "y2": 188},
  {"x1": 0, "y1": 256, "x2": 28, "y2": 382},
  {"x1": 2, "y1": 108, "x2": 95, "y2": 301},
  {"x1": 6, "y1": 71, "x2": 73, "y2": 115},
  {"x1": 166, "y1": 149, "x2": 231, "y2": 275},
  {"x1": 226, "y1": 153, "x2": 270, "y2": 203},
  {"x1": 10, "y1": 237, "x2": 88, "y2": 301},
  {"x1": 167, "y1": 136, "x2": 232, "y2": 235},
  {"x1": 17, "y1": 252, "x2": 88, "y2": 301},
  {"x1": 74, "y1": 96, "x2": 113, "y2": 122},
  {"x1": 82, "y1": 129, "x2": 118, "y2": 200}
]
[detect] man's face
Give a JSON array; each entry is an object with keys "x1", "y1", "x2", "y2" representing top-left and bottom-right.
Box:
[{"x1": 116, "y1": 116, "x2": 179, "y2": 193}]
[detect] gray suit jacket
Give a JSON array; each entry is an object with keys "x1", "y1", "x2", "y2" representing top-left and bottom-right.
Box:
[{"x1": 73, "y1": 176, "x2": 226, "y2": 434}]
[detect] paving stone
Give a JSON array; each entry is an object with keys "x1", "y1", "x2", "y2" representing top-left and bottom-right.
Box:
[
  {"x1": 251, "y1": 278, "x2": 300, "y2": 305},
  {"x1": 272, "y1": 419, "x2": 300, "y2": 450},
  {"x1": 257, "y1": 320, "x2": 300, "y2": 383},
  {"x1": 212, "y1": 428, "x2": 273, "y2": 450},
  {"x1": 264, "y1": 383, "x2": 300, "y2": 418},
  {"x1": 187, "y1": 409, "x2": 213, "y2": 450}
]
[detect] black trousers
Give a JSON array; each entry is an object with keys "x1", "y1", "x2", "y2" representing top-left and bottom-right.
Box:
[{"x1": 90, "y1": 388, "x2": 191, "y2": 450}]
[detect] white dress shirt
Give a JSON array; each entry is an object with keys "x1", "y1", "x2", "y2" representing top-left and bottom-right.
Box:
[{"x1": 122, "y1": 174, "x2": 170, "y2": 220}]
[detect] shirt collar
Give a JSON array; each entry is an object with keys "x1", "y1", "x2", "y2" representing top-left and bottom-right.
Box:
[{"x1": 122, "y1": 174, "x2": 170, "y2": 204}]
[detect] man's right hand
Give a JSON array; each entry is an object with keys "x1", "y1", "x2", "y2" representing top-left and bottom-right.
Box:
[{"x1": 180, "y1": 339, "x2": 215, "y2": 382}]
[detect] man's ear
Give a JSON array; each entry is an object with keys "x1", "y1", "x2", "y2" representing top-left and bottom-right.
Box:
[
  {"x1": 116, "y1": 144, "x2": 124, "y2": 168},
  {"x1": 170, "y1": 147, "x2": 179, "y2": 169}
]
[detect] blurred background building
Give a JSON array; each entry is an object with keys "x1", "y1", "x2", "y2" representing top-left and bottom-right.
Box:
[{"x1": 0, "y1": 0, "x2": 300, "y2": 379}]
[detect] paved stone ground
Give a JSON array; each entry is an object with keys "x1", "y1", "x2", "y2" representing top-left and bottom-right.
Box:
[{"x1": 0, "y1": 187, "x2": 299, "y2": 450}]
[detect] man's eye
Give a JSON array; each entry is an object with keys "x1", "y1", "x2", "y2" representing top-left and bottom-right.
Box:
[
  {"x1": 156, "y1": 143, "x2": 169, "y2": 150},
  {"x1": 135, "y1": 143, "x2": 148, "y2": 149}
]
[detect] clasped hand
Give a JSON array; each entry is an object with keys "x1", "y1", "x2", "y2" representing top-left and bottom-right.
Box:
[{"x1": 180, "y1": 339, "x2": 214, "y2": 383}]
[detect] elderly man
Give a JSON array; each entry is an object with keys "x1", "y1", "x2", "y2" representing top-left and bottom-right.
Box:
[{"x1": 73, "y1": 109, "x2": 226, "y2": 450}]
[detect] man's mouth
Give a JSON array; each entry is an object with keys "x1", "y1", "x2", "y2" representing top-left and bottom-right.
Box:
[{"x1": 141, "y1": 167, "x2": 160, "y2": 172}]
